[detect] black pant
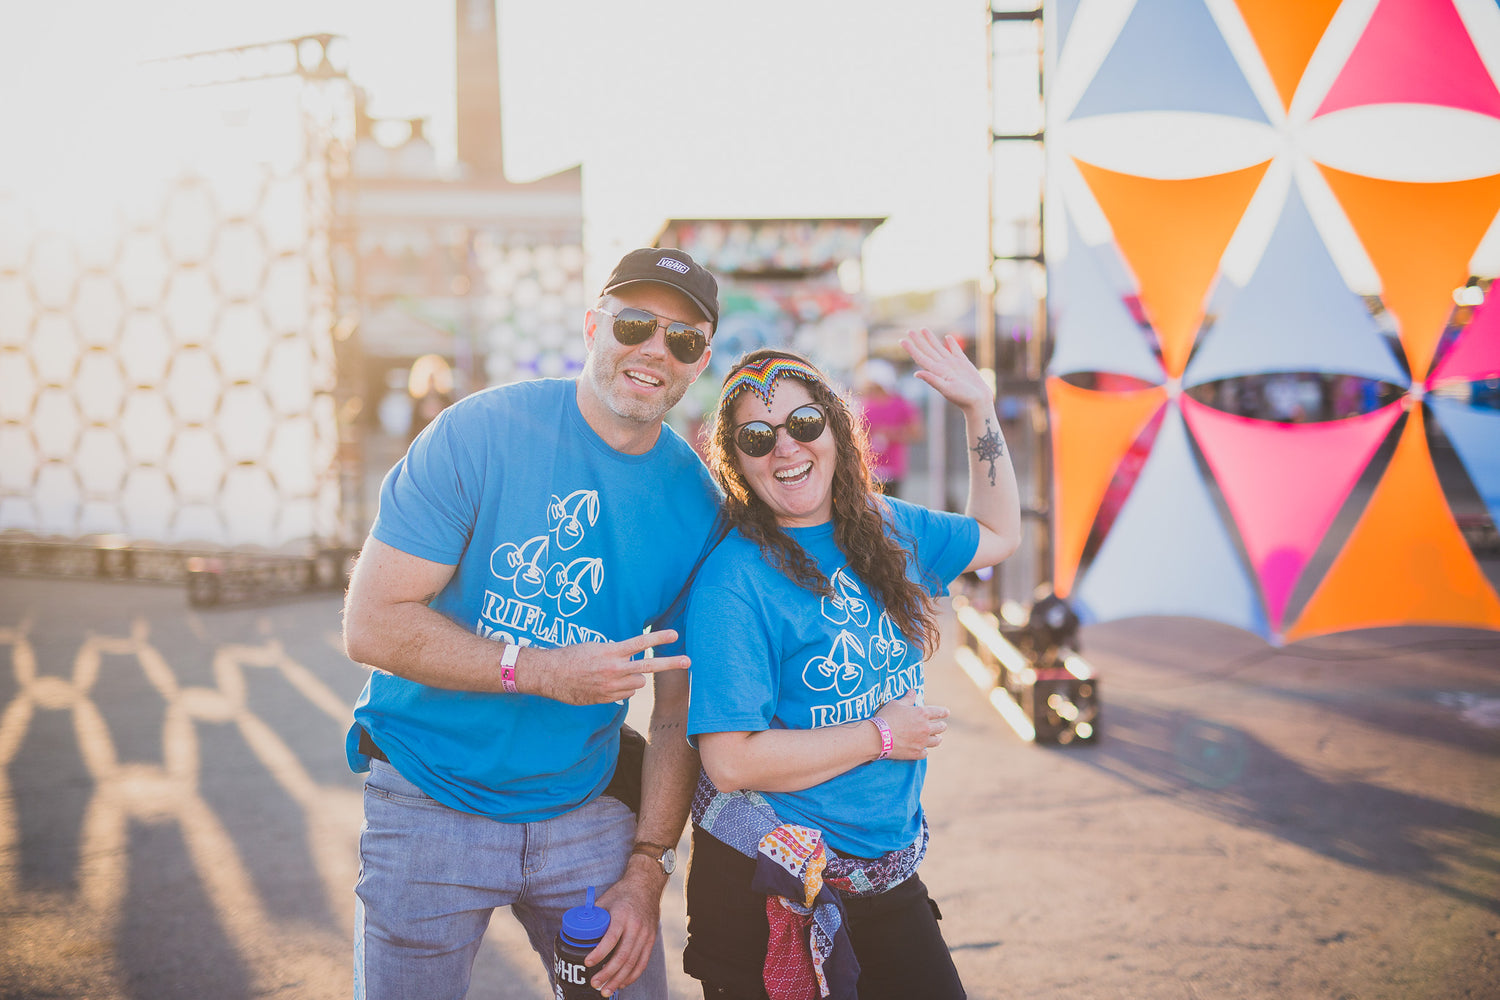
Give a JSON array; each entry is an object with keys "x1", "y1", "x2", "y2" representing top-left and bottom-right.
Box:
[{"x1": 684, "y1": 826, "x2": 966, "y2": 1000}]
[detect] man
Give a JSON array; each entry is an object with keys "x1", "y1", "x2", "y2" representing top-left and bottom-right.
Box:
[{"x1": 343, "y1": 248, "x2": 722, "y2": 999}]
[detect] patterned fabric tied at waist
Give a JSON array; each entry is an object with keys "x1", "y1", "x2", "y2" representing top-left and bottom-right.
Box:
[{"x1": 690, "y1": 769, "x2": 928, "y2": 1000}]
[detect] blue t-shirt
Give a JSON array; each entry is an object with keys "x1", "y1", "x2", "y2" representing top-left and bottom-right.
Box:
[
  {"x1": 347, "y1": 378, "x2": 720, "y2": 823},
  {"x1": 686, "y1": 499, "x2": 978, "y2": 857}
]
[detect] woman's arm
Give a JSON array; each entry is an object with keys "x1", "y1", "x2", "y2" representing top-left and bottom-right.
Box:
[
  {"x1": 901, "y1": 328, "x2": 1023, "y2": 571},
  {"x1": 698, "y1": 692, "x2": 947, "y2": 793}
]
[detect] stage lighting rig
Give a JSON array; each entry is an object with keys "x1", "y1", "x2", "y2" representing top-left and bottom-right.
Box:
[{"x1": 953, "y1": 587, "x2": 1100, "y2": 746}]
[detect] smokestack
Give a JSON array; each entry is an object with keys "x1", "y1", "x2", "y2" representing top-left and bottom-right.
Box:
[{"x1": 456, "y1": 0, "x2": 505, "y2": 177}]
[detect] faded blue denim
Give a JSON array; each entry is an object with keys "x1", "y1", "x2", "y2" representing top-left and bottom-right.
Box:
[{"x1": 355, "y1": 758, "x2": 667, "y2": 999}]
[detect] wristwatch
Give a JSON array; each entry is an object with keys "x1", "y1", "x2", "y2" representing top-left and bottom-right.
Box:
[{"x1": 631, "y1": 841, "x2": 677, "y2": 876}]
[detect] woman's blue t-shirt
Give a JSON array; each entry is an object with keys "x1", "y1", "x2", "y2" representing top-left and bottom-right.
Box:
[{"x1": 686, "y1": 499, "x2": 978, "y2": 856}]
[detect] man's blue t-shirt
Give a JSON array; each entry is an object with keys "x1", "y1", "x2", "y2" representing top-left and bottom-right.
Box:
[
  {"x1": 685, "y1": 499, "x2": 978, "y2": 857},
  {"x1": 347, "y1": 378, "x2": 720, "y2": 823}
]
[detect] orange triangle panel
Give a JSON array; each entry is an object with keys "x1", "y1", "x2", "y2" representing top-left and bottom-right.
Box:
[
  {"x1": 1074, "y1": 158, "x2": 1272, "y2": 378},
  {"x1": 1233, "y1": 0, "x2": 1341, "y2": 112},
  {"x1": 1285, "y1": 405, "x2": 1500, "y2": 640},
  {"x1": 1317, "y1": 165, "x2": 1500, "y2": 382},
  {"x1": 1047, "y1": 377, "x2": 1167, "y2": 598}
]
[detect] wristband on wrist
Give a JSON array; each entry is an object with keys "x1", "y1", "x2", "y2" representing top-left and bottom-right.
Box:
[
  {"x1": 499, "y1": 643, "x2": 520, "y2": 694},
  {"x1": 869, "y1": 716, "x2": 894, "y2": 760}
]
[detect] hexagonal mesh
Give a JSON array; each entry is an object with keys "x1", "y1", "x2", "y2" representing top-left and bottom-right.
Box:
[{"x1": 0, "y1": 42, "x2": 353, "y2": 553}]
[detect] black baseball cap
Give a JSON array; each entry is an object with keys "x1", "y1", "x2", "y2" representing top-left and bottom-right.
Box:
[{"x1": 601, "y1": 248, "x2": 720, "y2": 330}]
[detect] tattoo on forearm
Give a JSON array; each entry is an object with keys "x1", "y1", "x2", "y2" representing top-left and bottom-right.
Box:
[{"x1": 973, "y1": 419, "x2": 1004, "y2": 486}]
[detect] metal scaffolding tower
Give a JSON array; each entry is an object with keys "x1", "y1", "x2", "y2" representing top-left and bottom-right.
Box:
[{"x1": 983, "y1": 3, "x2": 1050, "y2": 605}]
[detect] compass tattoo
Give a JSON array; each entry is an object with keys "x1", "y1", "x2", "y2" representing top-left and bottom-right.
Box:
[{"x1": 972, "y1": 419, "x2": 1004, "y2": 486}]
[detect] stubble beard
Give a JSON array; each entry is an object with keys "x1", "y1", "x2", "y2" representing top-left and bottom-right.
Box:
[{"x1": 582, "y1": 353, "x2": 689, "y2": 426}]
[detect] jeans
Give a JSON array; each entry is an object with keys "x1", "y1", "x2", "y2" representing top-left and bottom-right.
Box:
[{"x1": 355, "y1": 758, "x2": 667, "y2": 999}]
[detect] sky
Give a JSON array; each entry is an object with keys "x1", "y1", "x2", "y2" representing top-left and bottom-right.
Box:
[{"x1": 0, "y1": 0, "x2": 996, "y2": 297}]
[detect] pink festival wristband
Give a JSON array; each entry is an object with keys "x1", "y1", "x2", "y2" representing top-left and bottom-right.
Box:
[
  {"x1": 870, "y1": 716, "x2": 894, "y2": 760},
  {"x1": 499, "y1": 643, "x2": 520, "y2": 694}
]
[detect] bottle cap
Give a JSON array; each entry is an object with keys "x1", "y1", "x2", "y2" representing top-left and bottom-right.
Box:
[{"x1": 560, "y1": 885, "x2": 611, "y2": 946}]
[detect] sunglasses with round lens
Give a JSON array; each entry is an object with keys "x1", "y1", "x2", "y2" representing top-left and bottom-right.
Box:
[
  {"x1": 734, "y1": 404, "x2": 827, "y2": 458},
  {"x1": 598, "y1": 307, "x2": 708, "y2": 364}
]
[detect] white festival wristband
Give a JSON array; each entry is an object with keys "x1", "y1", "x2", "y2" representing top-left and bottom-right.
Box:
[{"x1": 499, "y1": 643, "x2": 520, "y2": 694}]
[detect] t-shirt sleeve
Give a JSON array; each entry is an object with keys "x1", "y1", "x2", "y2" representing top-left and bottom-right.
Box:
[
  {"x1": 889, "y1": 499, "x2": 980, "y2": 596},
  {"x1": 686, "y1": 582, "x2": 780, "y2": 742},
  {"x1": 371, "y1": 403, "x2": 487, "y2": 565}
]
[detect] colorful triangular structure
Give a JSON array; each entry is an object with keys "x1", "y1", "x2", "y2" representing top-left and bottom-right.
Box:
[
  {"x1": 1049, "y1": 211, "x2": 1167, "y2": 382},
  {"x1": 1075, "y1": 157, "x2": 1273, "y2": 378},
  {"x1": 1181, "y1": 396, "x2": 1404, "y2": 637},
  {"x1": 1186, "y1": 184, "x2": 1408, "y2": 386},
  {"x1": 1233, "y1": 0, "x2": 1342, "y2": 113},
  {"x1": 1055, "y1": 0, "x2": 1083, "y2": 57},
  {"x1": 1316, "y1": 165, "x2": 1500, "y2": 383},
  {"x1": 1316, "y1": 0, "x2": 1500, "y2": 119},
  {"x1": 1429, "y1": 396, "x2": 1500, "y2": 529},
  {"x1": 1047, "y1": 376, "x2": 1167, "y2": 597},
  {"x1": 1071, "y1": 0, "x2": 1269, "y2": 122},
  {"x1": 1285, "y1": 404, "x2": 1500, "y2": 640},
  {"x1": 1430, "y1": 290, "x2": 1500, "y2": 384},
  {"x1": 1073, "y1": 404, "x2": 1269, "y2": 637}
]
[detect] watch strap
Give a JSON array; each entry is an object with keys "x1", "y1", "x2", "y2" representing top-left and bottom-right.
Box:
[
  {"x1": 631, "y1": 841, "x2": 674, "y2": 872},
  {"x1": 631, "y1": 841, "x2": 672, "y2": 859}
]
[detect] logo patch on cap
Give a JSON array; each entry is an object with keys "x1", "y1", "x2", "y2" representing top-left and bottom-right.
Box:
[{"x1": 656, "y1": 256, "x2": 691, "y2": 274}]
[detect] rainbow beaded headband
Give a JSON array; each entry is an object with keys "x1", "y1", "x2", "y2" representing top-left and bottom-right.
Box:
[{"x1": 720, "y1": 356, "x2": 826, "y2": 408}]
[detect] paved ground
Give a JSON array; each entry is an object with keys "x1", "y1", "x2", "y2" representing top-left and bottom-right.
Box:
[{"x1": 0, "y1": 575, "x2": 1497, "y2": 999}]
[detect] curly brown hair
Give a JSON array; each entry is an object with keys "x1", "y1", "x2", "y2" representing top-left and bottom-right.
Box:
[{"x1": 706, "y1": 348, "x2": 940, "y2": 656}]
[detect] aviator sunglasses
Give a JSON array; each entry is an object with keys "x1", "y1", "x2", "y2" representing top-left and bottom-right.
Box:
[
  {"x1": 734, "y1": 404, "x2": 828, "y2": 458},
  {"x1": 597, "y1": 307, "x2": 709, "y2": 364}
]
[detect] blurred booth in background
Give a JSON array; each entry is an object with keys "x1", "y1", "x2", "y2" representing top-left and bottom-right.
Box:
[{"x1": 653, "y1": 217, "x2": 884, "y2": 452}]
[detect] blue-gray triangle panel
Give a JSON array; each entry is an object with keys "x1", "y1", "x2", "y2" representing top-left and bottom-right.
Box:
[
  {"x1": 1070, "y1": 0, "x2": 1268, "y2": 122},
  {"x1": 1185, "y1": 185, "x2": 1407, "y2": 386}
]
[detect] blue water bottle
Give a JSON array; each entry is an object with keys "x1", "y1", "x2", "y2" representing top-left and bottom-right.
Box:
[{"x1": 553, "y1": 885, "x2": 611, "y2": 999}]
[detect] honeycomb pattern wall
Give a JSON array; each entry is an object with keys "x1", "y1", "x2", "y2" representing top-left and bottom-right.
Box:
[
  {"x1": 474, "y1": 236, "x2": 588, "y2": 385},
  {"x1": 342, "y1": 223, "x2": 588, "y2": 392},
  {"x1": 0, "y1": 45, "x2": 352, "y2": 552}
]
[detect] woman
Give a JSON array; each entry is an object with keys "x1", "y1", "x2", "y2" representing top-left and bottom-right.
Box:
[{"x1": 683, "y1": 332, "x2": 1022, "y2": 1000}]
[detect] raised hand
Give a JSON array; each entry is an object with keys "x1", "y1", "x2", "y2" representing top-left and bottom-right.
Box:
[
  {"x1": 874, "y1": 689, "x2": 950, "y2": 760},
  {"x1": 521, "y1": 630, "x2": 688, "y2": 705},
  {"x1": 900, "y1": 327, "x2": 993, "y2": 412}
]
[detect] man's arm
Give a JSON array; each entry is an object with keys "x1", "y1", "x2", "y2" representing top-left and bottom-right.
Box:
[
  {"x1": 587, "y1": 665, "x2": 698, "y2": 996},
  {"x1": 343, "y1": 536, "x2": 689, "y2": 702},
  {"x1": 343, "y1": 536, "x2": 492, "y2": 688}
]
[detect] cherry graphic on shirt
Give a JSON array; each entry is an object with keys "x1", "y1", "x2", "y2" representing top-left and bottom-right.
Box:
[
  {"x1": 869, "y1": 613, "x2": 909, "y2": 670},
  {"x1": 821, "y1": 569, "x2": 871, "y2": 628},
  {"x1": 491, "y1": 534, "x2": 550, "y2": 598},
  {"x1": 548, "y1": 490, "x2": 599, "y2": 551},
  {"x1": 803, "y1": 631, "x2": 866, "y2": 697},
  {"x1": 547, "y1": 556, "x2": 604, "y2": 618}
]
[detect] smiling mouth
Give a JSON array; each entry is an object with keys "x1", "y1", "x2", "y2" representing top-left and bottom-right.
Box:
[
  {"x1": 624, "y1": 368, "x2": 664, "y2": 389},
  {"x1": 775, "y1": 462, "x2": 812, "y2": 484}
]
